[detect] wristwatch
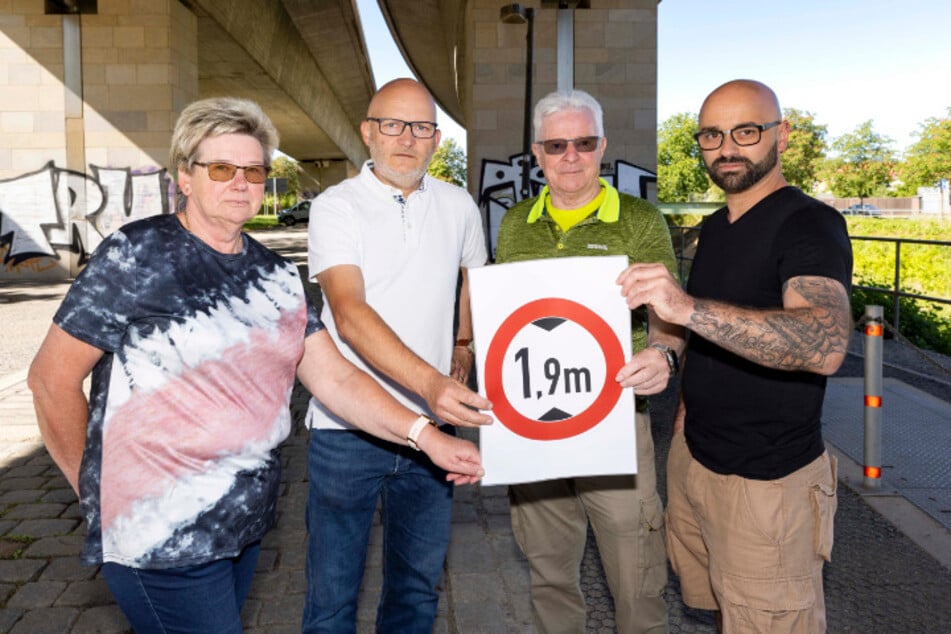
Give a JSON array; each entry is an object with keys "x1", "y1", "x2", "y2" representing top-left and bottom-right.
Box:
[
  {"x1": 407, "y1": 415, "x2": 438, "y2": 451},
  {"x1": 650, "y1": 343, "x2": 680, "y2": 376},
  {"x1": 455, "y1": 338, "x2": 475, "y2": 354}
]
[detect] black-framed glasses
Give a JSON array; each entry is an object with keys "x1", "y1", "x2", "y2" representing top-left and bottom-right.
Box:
[
  {"x1": 694, "y1": 121, "x2": 781, "y2": 150},
  {"x1": 194, "y1": 161, "x2": 270, "y2": 184},
  {"x1": 365, "y1": 117, "x2": 438, "y2": 139},
  {"x1": 535, "y1": 136, "x2": 601, "y2": 155}
]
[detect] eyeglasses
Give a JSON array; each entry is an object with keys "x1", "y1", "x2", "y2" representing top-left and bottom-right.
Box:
[
  {"x1": 535, "y1": 136, "x2": 601, "y2": 155},
  {"x1": 194, "y1": 161, "x2": 270, "y2": 184},
  {"x1": 365, "y1": 117, "x2": 439, "y2": 139},
  {"x1": 694, "y1": 121, "x2": 781, "y2": 151}
]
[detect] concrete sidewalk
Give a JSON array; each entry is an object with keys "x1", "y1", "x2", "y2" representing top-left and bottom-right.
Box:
[{"x1": 2, "y1": 367, "x2": 951, "y2": 632}]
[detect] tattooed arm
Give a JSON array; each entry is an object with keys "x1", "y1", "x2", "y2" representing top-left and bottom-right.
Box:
[{"x1": 617, "y1": 263, "x2": 852, "y2": 376}]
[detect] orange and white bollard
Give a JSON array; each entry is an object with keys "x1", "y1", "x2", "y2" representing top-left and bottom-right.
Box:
[{"x1": 863, "y1": 305, "x2": 884, "y2": 489}]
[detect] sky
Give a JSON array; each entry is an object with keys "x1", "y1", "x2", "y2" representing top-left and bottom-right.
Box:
[{"x1": 356, "y1": 0, "x2": 951, "y2": 154}]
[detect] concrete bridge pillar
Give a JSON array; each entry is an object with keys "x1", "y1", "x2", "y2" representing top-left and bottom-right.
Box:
[{"x1": 0, "y1": 0, "x2": 198, "y2": 280}]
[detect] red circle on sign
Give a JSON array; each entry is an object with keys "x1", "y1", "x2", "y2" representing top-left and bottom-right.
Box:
[{"x1": 485, "y1": 298, "x2": 625, "y2": 440}]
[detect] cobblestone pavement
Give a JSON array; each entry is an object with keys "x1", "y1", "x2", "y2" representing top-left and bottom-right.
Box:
[{"x1": 2, "y1": 226, "x2": 950, "y2": 632}]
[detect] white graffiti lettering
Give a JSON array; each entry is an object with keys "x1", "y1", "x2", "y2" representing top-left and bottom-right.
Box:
[{"x1": 0, "y1": 162, "x2": 171, "y2": 279}]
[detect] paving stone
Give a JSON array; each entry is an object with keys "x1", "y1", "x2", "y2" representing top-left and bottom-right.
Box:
[
  {"x1": 0, "y1": 477, "x2": 47, "y2": 493},
  {"x1": 70, "y1": 604, "x2": 131, "y2": 634},
  {"x1": 256, "y1": 593, "x2": 303, "y2": 628},
  {"x1": 278, "y1": 543, "x2": 306, "y2": 570},
  {"x1": 240, "y1": 597, "x2": 262, "y2": 627},
  {"x1": 13, "y1": 518, "x2": 79, "y2": 538},
  {"x1": 41, "y1": 488, "x2": 78, "y2": 504},
  {"x1": 6, "y1": 581, "x2": 67, "y2": 609},
  {"x1": 8, "y1": 607, "x2": 77, "y2": 634},
  {"x1": 255, "y1": 547, "x2": 278, "y2": 571},
  {"x1": 39, "y1": 557, "x2": 98, "y2": 581},
  {"x1": 0, "y1": 609, "x2": 25, "y2": 633},
  {"x1": 0, "y1": 582, "x2": 16, "y2": 604},
  {"x1": 454, "y1": 598, "x2": 507, "y2": 633},
  {"x1": 0, "y1": 558, "x2": 46, "y2": 583},
  {"x1": 22, "y1": 534, "x2": 84, "y2": 557},
  {"x1": 0, "y1": 490, "x2": 44, "y2": 504},
  {"x1": 61, "y1": 502, "x2": 83, "y2": 520},
  {"x1": 3, "y1": 502, "x2": 67, "y2": 520},
  {"x1": 3, "y1": 465, "x2": 47, "y2": 479},
  {"x1": 55, "y1": 579, "x2": 114, "y2": 607},
  {"x1": 448, "y1": 571, "x2": 505, "y2": 603}
]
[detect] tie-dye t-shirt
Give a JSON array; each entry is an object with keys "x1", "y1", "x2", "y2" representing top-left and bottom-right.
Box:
[{"x1": 54, "y1": 213, "x2": 322, "y2": 569}]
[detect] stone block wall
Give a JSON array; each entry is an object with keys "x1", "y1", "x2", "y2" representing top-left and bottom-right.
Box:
[
  {"x1": 465, "y1": 0, "x2": 658, "y2": 200},
  {"x1": 0, "y1": 0, "x2": 198, "y2": 280}
]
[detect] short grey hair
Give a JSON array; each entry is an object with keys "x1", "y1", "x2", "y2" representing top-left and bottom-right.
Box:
[{"x1": 532, "y1": 90, "x2": 604, "y2": 140}]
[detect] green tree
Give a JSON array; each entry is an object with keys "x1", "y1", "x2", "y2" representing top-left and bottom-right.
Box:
[
  {"x1": 825, "y1": 120, "x2": 896, "y2": 200},
  {"x1": 897, "y1": 108, "x2": 951, "y2": 196},
  {"x1": 657, "y1": 112, "x2": 708, "y2": 202},
  {"x1": 427, "y1": 138, "x2": 467, "y2": 187},
  {"x1": 781, "y1": 108, "x2": 827, "y2": 193},
  {"x1": 270, "y1": 156, "x2": 301, "y2": 197}
]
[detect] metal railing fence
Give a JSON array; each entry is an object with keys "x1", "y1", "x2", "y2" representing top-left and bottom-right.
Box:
[{"x1": 669, "y1": 226, "x2": 951, "y2": 336}]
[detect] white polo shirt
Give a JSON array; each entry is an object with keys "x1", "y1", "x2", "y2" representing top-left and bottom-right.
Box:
[{"x1": 306, "y1": 161, "x2": 487, "y2": 430}]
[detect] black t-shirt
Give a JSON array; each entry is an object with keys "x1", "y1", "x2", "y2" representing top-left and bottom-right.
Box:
[{"x1": 683, "y1": 187, "x2": 852, "y2": 479}]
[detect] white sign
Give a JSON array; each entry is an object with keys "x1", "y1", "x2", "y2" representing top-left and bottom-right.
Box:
[{"x1": 469, "y1": 256, "x2": 636, "y2": 485}]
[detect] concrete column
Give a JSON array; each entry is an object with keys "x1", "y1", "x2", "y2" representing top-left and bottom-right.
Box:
[{"x1": 0, "y1": 0, "x2": 199, "y2": 281}]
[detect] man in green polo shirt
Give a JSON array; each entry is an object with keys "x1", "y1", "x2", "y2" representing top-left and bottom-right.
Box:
[{"x1": 495, "y1": 89, "x2": 683, "y2": 634}]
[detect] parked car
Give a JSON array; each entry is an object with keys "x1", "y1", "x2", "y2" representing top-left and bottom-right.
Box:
[
  {"x1": 842, "y1": 203, "x2": 882, "y2": 217},
  {"x1": 277, "y1": 200, "x2": 311, "y2": 226}
]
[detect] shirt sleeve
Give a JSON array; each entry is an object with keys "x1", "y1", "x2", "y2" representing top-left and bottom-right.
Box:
[
  {"x1": 777, "y1": 208, "x2": 853, "y2": 291},
  {"x1": 459, "y1": 193, "x2": 488, "y2": 270},
  {"x1": 53, "y1": 230, "x2": 138, "y2": 353}
]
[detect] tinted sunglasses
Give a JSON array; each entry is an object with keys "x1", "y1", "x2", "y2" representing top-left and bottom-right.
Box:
[
  {"x1": 194, "y1": 161, "x2": 270, "y2": 184},
  {"x1": 536, "y1": 136, "x2": 601, "y2": 155}
]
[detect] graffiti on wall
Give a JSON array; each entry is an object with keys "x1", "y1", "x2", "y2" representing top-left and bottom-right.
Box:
[
  {"x1": 478, "y1": 152, "x2": 657, "y2": 259},
  {"x1": 0, "y1": 161, "x2": 172, "y2": 277}
]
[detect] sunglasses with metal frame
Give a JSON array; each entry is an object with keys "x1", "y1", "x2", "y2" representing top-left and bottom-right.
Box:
[
  {"x1": 365, "y1": 117, "x2": 439, "y2": 139},
  {"x1": 535, "y1": 136, "x2": 601, "y2": 155},
  {"x1": 194, "y1": 161, "x2": 270, "y2": 184},
  {"x1": 693, "y1": 121, "x2": 781, "y2": 151}
]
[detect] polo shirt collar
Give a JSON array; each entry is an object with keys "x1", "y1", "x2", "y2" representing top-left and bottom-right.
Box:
[{"x1": 526, "y1": 178, "x2": 620, "y2": 223}]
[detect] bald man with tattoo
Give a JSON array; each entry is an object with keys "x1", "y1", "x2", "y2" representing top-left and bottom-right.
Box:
[{"x1": 617, "y1": 79, "x2": 853, "y2": 632}]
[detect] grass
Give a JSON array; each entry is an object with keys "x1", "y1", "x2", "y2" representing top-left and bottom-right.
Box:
[{"x1": 243, "y1": 215, "x2": 281, "y2": 231}]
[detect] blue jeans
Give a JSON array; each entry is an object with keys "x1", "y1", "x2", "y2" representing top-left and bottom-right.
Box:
[
  {"x1": 302, "y1": 428, "x2": 454, "y2": 633},
  {"x1": 102, "y1": 541, "x2": 260, "y2": 634}
]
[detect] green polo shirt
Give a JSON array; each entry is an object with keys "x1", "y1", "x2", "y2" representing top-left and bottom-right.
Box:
[{"x1": 494, "y1": 181, "x2": 678, "y2": 354}]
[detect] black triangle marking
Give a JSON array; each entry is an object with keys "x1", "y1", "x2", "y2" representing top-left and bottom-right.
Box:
[
  {"x1": 538, "y1": 407, "x2": 572, "y2": 421},
  {"x1": 532, "y1": 317, "x2": 566, "y2": 332}
]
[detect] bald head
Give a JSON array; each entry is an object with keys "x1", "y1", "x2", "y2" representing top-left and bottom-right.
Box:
[
  {"x1": 367, "y1": 78, "x2": 437, "y2": 122},
  {"x1": 700, "y1": 80, "x2": 782, "y2": 124}
]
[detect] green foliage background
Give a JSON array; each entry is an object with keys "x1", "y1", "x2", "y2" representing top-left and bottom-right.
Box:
[
  {"x1": 668, "y1": 215, "x2": 951, "y2": 354},
  {"x1": 841, "y1": 218, "x2": 950, "y2": 353}
]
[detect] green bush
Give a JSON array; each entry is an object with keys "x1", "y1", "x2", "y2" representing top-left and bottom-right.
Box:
[
  {"x1": 258, "y1": 192, "x2": 298, "y2": 216},
  {"x1": 850, "y1": 278, "x2": 951, "y2": 355}
]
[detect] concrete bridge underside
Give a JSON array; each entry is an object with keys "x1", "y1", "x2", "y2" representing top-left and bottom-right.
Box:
[
  {"x1": 189, "y1": 0, "x2": 377, "y2": 181},
  {"x1": 188, "y1": 0, "x2": 474, "y2": 187}
]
